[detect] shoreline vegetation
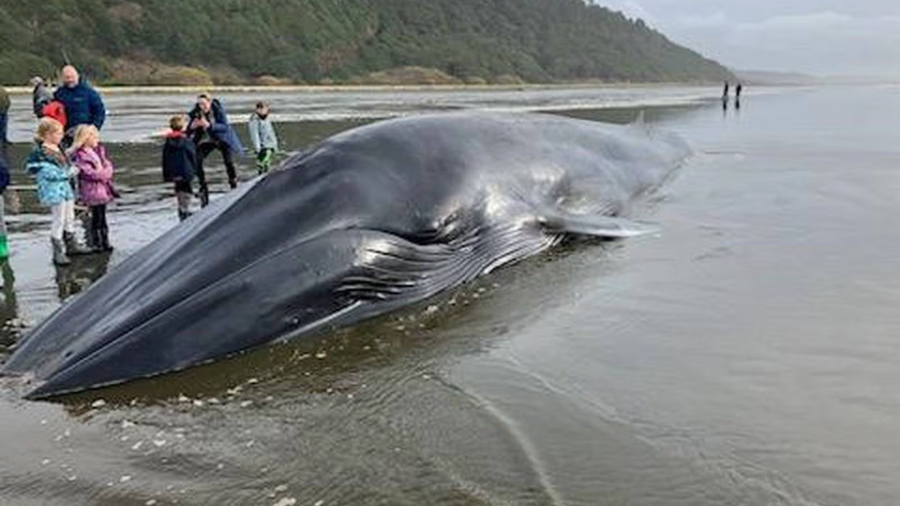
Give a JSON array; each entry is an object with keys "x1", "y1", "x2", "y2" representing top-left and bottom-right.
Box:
[
  {"x1": 3, "y1": 66, "x2": 732, "y2": 94},
  {"x1": 0, "y1": 1, "x2": 732, "y2": 86},
  {"x1": 3, "y1": 79, "x2": 729, "y2": 96}
]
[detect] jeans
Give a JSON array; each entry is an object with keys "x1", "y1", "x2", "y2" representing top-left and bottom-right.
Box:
[
  {"x1": 90, "y1": 204, "x2": 108, "y2": 232},
  {"x1": 196, "y1": 141, "x2": 238, "y2": 205}
]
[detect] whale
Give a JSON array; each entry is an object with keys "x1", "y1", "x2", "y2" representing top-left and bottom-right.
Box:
[{"x1": 2, "y1": 112, "x2": 690, "y2": 398}]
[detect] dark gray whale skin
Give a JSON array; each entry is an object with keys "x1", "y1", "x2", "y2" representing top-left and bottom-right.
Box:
[{"x1": 2, "y1": 112, "x2": 690, "y2": 398}]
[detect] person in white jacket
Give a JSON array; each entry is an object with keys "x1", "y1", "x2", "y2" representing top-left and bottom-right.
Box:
[{"x1": 247, "y1": 101, "x2": 279, "y2": 175}]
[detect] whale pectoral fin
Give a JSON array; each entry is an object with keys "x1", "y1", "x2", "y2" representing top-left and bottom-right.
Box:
[
  {"x1": 538, "y1": 212, "x2": 659, "y2": 238},
  {"x1": 334, "y1": 232, "x2": 468, "y2": 305},
  {"x1": 335, "y1": 225, "x2": 553, "y2": 305}
]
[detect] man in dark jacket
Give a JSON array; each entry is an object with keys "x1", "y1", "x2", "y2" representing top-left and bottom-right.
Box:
[
  {"x1": 0, "y1": 85, "x2": 10, "y2": 259},
  {"x1": 0, "y1": 84, "x2": 9, "y2": 182},
  {"x1": 187, "y1": 93, "x2": 243, "y2": 206},
  {"x1": 54, "y1": 66, "x2": 106, "y2": 135},
  {"x1": 0, "y1": 84, "x2": 9, "y2": 155}
]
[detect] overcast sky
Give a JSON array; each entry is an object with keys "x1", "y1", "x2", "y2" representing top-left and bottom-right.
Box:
[{"x1": 596, "y1": 0, "x2": 900, "y2": 76}]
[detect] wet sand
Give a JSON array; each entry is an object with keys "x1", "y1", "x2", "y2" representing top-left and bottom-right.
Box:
[{"x1": 3, "y1": 85, "x2": 900, "y2": 506}]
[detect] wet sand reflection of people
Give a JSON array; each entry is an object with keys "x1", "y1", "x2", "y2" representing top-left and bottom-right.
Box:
[
  {"x1": 54, "y1": 253, "x2": 111, "y2": 302},
  {"x1": 0, "y1": 260, "x2": 20, "y2": 351}
]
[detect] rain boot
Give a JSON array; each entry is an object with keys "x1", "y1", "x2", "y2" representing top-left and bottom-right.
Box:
[
  {"x1": 88, "y1": 227, "x2": 103, "y2": 253},
  {"x1": 51, "y1": 238, "x2": 71, "y2": 266},
  {"x1": 100, "y1": 227, "x2": 114, "y2": 252},
  {"x1": 63, "y1": 231, "x2": 93, "y2": 256}
]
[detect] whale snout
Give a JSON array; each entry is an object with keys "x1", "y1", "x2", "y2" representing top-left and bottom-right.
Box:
[{"x1": 4, "y1": 228, "x2": 370, "y2": 398}]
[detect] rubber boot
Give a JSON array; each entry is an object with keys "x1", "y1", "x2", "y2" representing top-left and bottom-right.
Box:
[
  {"x1": 88, "y1": 228, "x2": 103, "y2": 253},
  {"x1": 100, "y1": 227, "x2": 114, "y2": 252},
  {"x1": 63, "y1": 231, "x2": 93, "y2": 256},
  {"x1": 178, "y1": 210, "x2": 192, "y2": 222},
  {"x1": 228, "y1": 179, "x2": 238, "y2": 190},
  {"x1": 51, "y1": 238, "x2": 71, "y2": 266},
  {"x1": 199, "y1": 186, "x2": 210, "y2": 208}
]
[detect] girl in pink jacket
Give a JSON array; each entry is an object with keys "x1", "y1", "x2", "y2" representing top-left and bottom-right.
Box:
[{"x1": 69, "y1": 125, "x2": 117, "y2": 252}]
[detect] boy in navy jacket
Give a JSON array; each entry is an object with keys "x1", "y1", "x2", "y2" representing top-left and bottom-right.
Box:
[{"x1": 162, "y1": 116, "x2": 198, "y2": 221}]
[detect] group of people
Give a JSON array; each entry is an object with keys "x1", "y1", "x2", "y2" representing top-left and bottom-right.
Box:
[
  {"x1": 0, "y1": 65, "x2": 281, "y2": 267},
  {"x1": 163, "y1": 94, "x2": 279, "y2": 217},
  {"x1": 722, "y1": 81, "x2": 744, "y2": 109}
]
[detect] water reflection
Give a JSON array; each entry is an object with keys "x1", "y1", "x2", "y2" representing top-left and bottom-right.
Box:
[
  {"x1": 0, "y1": 260, "x2": 20, "y2": 351},
  {"x1": 54, "y1": 253, "x2": 111, "y2": 302}
]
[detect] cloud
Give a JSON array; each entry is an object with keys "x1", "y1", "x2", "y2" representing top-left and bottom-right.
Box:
[
  {"x1": 676, "y1": 10, "x2": 728, "y2": 29},
  {"x1": 591, "y1": 0, "x2": 900, "y2": 75},
  {"x1": 724, "y1": 13, "x2": 900, "y2": 73}
]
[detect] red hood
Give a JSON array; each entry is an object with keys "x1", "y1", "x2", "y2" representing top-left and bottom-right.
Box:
[{"x1": 165, "y1": 130, "x2": 187, "y2": 139}]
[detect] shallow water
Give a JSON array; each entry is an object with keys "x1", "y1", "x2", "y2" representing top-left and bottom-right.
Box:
[{"x1": 2, "y1": 84, "x2": 899, "y2": 505}]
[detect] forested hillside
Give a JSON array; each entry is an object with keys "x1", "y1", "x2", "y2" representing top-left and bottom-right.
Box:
[{"x1": 0, "y1": 0, "x2": 733, "y2": 85}]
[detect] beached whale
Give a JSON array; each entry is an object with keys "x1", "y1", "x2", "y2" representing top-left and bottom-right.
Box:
[{"x1": 2, "y1": 112, "x2": 690, "y2": 398}]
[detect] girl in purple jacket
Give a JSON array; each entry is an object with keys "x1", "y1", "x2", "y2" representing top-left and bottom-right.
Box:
[{"x1": 69, "y1": 125, "x2": 117, "y2": 252}]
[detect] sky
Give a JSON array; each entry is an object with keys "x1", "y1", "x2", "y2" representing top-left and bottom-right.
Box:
[{"x1": 595, "y1": 0, "x2": 900, "y2": 76}]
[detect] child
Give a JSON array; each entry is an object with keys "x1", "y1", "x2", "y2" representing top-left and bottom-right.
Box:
[
  {"x1": 69, "y1": 124, "x2": 117, "y2": 252},
  {"x1": 162, "y1": 115, "x2": 198, "y2": 221},
  {"x1": 247, "y1": 101, "x2": 279, "y2": 175},
  {"x1": 25, "y1": 118, "x2": 92, "y2": 265}
]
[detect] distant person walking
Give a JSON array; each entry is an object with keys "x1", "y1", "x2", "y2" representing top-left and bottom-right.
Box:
[
  {"x1": 162, "y1": 115, "x2": 199, "y2": 221},
  {"x1": 736, "y1": 83, "x2": 743, "y2": 99},
  {"x1": 0, "y1": 85, "x2": 10, "y2": 260},
  {"x1": 248, "y1": 101, "x2": 279, "y2": 175},
  {"x1": 188, "y1": 93, "x2": 243, "y2": 206},
  {"x1": 722, "y1": 81, "x2": 730, "y2": 110},
  {"x1": 54, "y1": 65, "x2": 106, "y2": 143}
]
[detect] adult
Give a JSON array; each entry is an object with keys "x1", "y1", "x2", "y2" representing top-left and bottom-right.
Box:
[
  {"x1": 30, "y1": 77, "x2": 54, "y2": 118},
  {"x1": 54, "y1": 65, "x2": 106, "y2": 141},
  {"x1": 0, "y1": 84, "x2": 10, "y2": 260},
  {"x1": 187, "y1": 93, "x2": 243, "y2": 206},
  {"x1": 0, "y1": 84, "x2": 9, "y2": 157}
]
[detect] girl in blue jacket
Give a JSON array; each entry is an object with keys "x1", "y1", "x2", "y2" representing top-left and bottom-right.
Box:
[{"x1": 26, "y1": 118, "x2": 92, "y2": 265}]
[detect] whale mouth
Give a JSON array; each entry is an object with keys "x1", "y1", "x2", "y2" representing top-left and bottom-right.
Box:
[{"x1": 5, "y1": 211, "x2": 661, "y2": 400}]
